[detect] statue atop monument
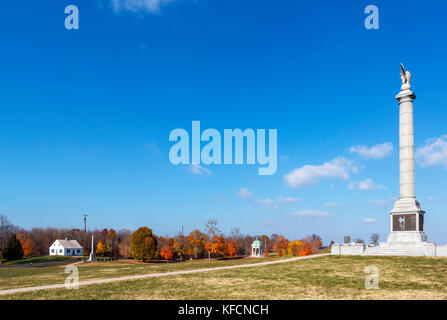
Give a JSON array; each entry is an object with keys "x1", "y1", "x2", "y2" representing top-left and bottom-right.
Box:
[{"x1": 400, "y1": 63, "x2": 412, "y2": 90}]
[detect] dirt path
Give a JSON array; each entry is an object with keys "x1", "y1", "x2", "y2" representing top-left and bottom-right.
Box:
[{"x1": 0, "y1": 254, "x2": 329, "y2": 296}]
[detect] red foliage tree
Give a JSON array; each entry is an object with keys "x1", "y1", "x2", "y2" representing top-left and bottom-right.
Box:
[{"x1": 160, "y1": 245, "x2": 173, "y2": 260}]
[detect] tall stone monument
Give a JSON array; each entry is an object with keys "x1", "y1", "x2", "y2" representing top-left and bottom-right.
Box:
[
  {"x1": 331, "y1": 64, "x2": 447, "y2": 257},
  {"x1": 88, "y1": 234, "x2": 97, "y2": 262},
  {"x1": 387, "y1": 64, "x2": 427, "y2": 244}
]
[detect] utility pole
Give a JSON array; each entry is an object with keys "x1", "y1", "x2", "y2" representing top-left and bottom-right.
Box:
[
  {"x1": 180, "y1": 226, "x2": 184, "y2": 261},
  {"x1": 83, "y1": 214, "x2": 87, "y2": 262}
]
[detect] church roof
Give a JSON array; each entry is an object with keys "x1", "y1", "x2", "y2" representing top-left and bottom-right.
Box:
[{"x1": 54, "y1": 239, "x2": 82, "y2": 249}]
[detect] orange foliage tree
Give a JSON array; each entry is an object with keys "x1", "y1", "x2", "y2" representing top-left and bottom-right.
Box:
[
  {"x1": 16, "y1": 230, "x2": 37, "y2": 257},
  {"x1": 205, "y1": 235, "x2": 227, "y2": 258},
  {"x1": 187, "y1": 229, "x2": 207, "y2": 259},
  {"x1": 299, "y1": 240, "x2": 312, "y2": 256},
  {"x1": 160, "y1": 245, "x2": 173, "y2": 260},
  {"x1": 287, "y1": 240, "x2": 303, "y2": 256},
  {"x1": 273, "y1": 236, "x2": 289, "y2": 257},
  {"x1": 227, "y1": 239, "x2": 237, "y2": 257}
]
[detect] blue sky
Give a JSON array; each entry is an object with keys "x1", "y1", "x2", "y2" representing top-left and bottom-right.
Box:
[{"x1": 1, "y1": 0, "x2": 447, "y2": 244}]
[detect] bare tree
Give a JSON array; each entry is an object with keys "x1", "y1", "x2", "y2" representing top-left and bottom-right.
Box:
[
  {"x1": 229, "y1": 228, "x2": 244, "y2": 255},
  {"x1": 205, "y1": 220, "x2": 220, "y2": 261},
  {"x1": 353, "y1": 238, "x2": 365, "y2": 244},
  {"x1": 370, "y1": 233, "x2": 380, "y2": 245},
  {"x1": 343, "y1": 235, "x2": 351, "y2": 244},
  {"x1": 0, "y1": 215, "x2": 18, "y2": 256}
]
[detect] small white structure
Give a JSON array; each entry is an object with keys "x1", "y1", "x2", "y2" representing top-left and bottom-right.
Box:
[
  {"x1": 251, "y1": 238, "x2": 263, "y2": 257},
  {"x1": 49, "y1": 238, "x2": 83, "y2": 256}
]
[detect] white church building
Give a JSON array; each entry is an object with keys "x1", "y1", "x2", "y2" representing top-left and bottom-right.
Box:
[{"x1": 49, "y1": 238, "x2": 83, "y2": 256}]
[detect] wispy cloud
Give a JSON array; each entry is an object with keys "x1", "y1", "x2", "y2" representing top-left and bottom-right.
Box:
[
  {"x1": 348, "y1": 178, "x2": 384, "y2": 190},
  {"x1": 188, "y1": 164, "x2": 211, "y2": 176},
  {"x1": 145, "y1": 141, "x2": 160, "y2": 153},
  {"x1": 350, "y1": 142, "x2": 393, "y2": 159},
  {"x1": 324, "y1": 202, "x2": 342, "y2": 207},
  {"x1": 276, "y1": 196, "x2": 300, "y2": 203},
  {"x1": 237, "y1": 188, "x2": 298, "y2": 208},
  {"x1": 363, "y1": 218, "x2": 377, "y2": 224},
  {"x1": 416, "y1": 135, "x2": 447, "y2": 168},
  {"x1": 109, "y1": 0, "x2": 174, "y2": 14},
  {"x1": 368, "y1": 197, "x2": 397, "y2": 205},
  {"x1": 284, "y1": 157, "x2": 358, "y2": 188},
  {"x1": 292, "y1": 210, "x2": 331, "y2": 217}
]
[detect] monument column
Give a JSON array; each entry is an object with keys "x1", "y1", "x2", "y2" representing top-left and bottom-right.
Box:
[
  {"x1": 397, "y1": 89, "x2": 416, "y2": 199},
  {"x1": 388, "y1": 64, "x2": 426, "y2": 243}
]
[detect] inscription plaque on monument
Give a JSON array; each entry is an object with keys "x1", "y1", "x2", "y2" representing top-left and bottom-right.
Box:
[{"x1": 392, "y1": 214, "x2": 417, "y2": 231}]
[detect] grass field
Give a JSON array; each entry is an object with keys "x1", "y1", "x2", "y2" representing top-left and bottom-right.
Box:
[
  {"x1": 0, "y1": 255, "x2": 75, "y2": 266},
  {"x1": 1, "y1": 255, "x2": 447, "y2": 300}
]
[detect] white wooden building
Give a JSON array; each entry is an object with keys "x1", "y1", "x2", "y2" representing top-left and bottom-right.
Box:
[{"x1": 49, "y1": 238, "x2": 83, "y2": 256}]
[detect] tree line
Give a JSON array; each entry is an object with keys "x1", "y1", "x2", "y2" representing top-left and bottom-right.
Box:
[{"x1": 0, "y1": 215, "x2": 323, "y2": 261}]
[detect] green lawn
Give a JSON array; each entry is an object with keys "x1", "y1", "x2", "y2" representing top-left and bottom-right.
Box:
[
  {"x1": 0, "y1": 255, "x2": 75, "y2": 266},
  {"x1": 0, "y1": 255, "x2": 287, "y2": 291},
  {"x1": 2, "y1": 255, "x2": 447, "y2": 300}
]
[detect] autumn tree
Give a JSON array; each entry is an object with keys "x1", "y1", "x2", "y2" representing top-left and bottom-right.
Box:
[
  {"x1": 117, "y1": 229, "x2": 132, "y2": 258},
  {"x1": 205, "y1": 235, "x2": 227, "y2": 257},
  {"x1": 17, "y1": 230, "x2": 37, "y2": 257},
  {"x1": 205, "y1": 220, "x2": 220, "y2": 261},
  {"x1": 2, "y1": 234, "x2": 24, "y2": 260},
  {"x1": 131, "y1": 227, "x2": 158, "y2": 262},
  {"x1": 160, "y1": 246, "x2": 173, "y2": 260},
  {"x1": 287, "y1": 240, "x2": 303, "y2": 256},
  {"x1": 173, "y1": 228, "x2": 188, "y2": 261},
  {"x1": 299, "y1": 240, "x2": 312, "y2": 256},
  {"x1": 227, "y1": 239, "x2": 237, "y2": 257},
  {"x1": 273, "y1": 236, "x2": 289, "y2": 257},
  {"x1": 261, "y1": 235, "x2": 269, "y2": 257},
  {"x1": 108, "y1": 229, "x2": 118, "y2": 257},
  {"x1": 187, "y1": 229, "x2": 207, "y2": 259},
  {"x1": 96, "y1": 241, "x2": 110, "y2": 256},
  {"x1": 229, "y1": 228, "x2": 244, "y2": 255}
]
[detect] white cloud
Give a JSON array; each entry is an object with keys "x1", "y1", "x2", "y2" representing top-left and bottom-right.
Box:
[
  {"x1": 363, "y1": 218, "x2": 377, "y2": 224},
  {"x1": 324, "y1": 202, "x2": 342, "y2": 207},
  {"x1": 349, "y1": 178, "x2": 384, "y2": 190},
  {"x1": 238, "y1": 188, "x2": 275, "y2": 208},
  {"x1": 416, "y1": 135, "x2": 447, "y2": 168},
  {"x1": 292, "y1": 210, "x2": 331, "y2": 217},
  {"x1": 368, "y1": 199, "x2": 389, "y2": 205},
  {"x1": 110, "y1": 0, "x2": 174, "y2": 14},
  {"x1": 188, "y1": 164, "x2": 211, "y2": 176},
  {"x1": 276, "y1": 196, "x2": 300, "y2": 203},
  {"x1": 238, "y1": 188, "x2": 298, "y2": 208},
  {"x1": 350, "y1": 142, "x2": 393, "y2": 159},
  {"x1": 427, "y1": 196, "x2": 436, "y2": 200},
  {"x1": 284, "y1": 157, "x2": 357, "y2": 188}
]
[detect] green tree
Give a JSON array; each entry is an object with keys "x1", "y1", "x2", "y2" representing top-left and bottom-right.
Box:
[
  {"x1": 130, "y1": 227, "x2": 158, "y2": 262},
  {"x1": 2, "y1": 234, "x2": 24, "y2": 260}
]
